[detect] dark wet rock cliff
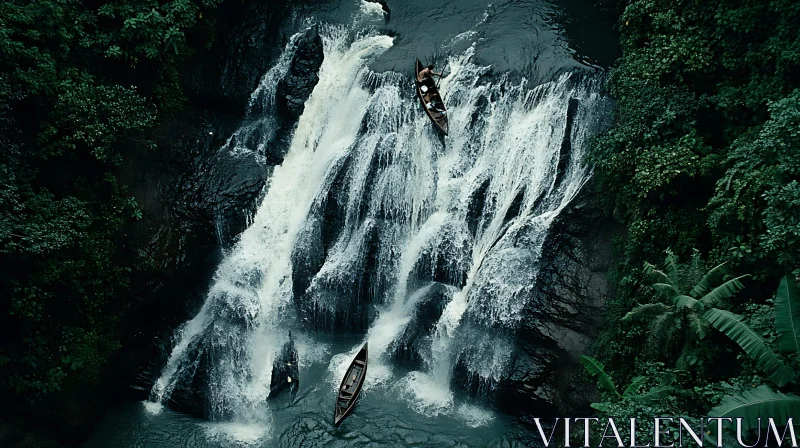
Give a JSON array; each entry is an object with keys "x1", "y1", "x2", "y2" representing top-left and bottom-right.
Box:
[
  {"x1": 114, "y1": 0, "x2": 324, "y2": 415},
  {"x1": 277, "y1": 26, "x2": 325, "y2": 119},
  {"x1": 502, "y1": 182, "x2": 625, "y2": 418}
]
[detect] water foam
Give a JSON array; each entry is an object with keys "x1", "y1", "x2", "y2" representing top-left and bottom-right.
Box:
[{"x1": 152, "y1": 11, "x2": 605, "y2": 435}]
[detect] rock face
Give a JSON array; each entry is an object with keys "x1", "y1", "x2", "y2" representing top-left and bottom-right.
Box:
[
  {"x1": 118, "y1": 0, "x2": 323, "y2": 410},
  {"x1": 389, "y1": 282, "x2": 455, "y2": 368},
  {"x1": 276, "y1": 26, "x2": 325, "y2": 119},
  {"x1": 164, "y1": 340, "x2": 212, "y2": 418},
  {"x1": 499, "y1": 182, "x2": 625, "y2": 417},
  {"x1": 182, "y1": 1, "x2": 296, "y2": 114},
  {"x1": 269, "y1": 336, "x2": 300, "y2": 398}
]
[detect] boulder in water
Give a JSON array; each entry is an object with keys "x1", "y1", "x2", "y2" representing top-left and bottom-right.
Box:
[
  {"x1": 389, "y1": 282, "x2": 454, "y2": 368},
  {"x1": 163, "y1": 339, "x2": 212, "y2": 418},
  {"x1": 269, "y1": 336, "x2": 300, "y2": 398}
]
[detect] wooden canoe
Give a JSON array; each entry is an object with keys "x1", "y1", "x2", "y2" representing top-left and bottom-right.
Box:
[
  {"x1": 333, "y1": 343, "x2": 368, "y2": 427},
  {"x1": 415, "y1": 59, "x2": 449, "y2": 135}
]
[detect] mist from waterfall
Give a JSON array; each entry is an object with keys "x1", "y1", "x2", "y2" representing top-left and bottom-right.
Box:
[{"x1": 148, "y1": 9, "x2": 605, "y2": 442}]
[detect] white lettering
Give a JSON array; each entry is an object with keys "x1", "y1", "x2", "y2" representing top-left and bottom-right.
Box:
[
  {"x1": 654, "y1": 418, "x2": 674, "y2": 448},
  {"x1": 677, "y1": 418, "x2": 704, "y2": 446},
  {"x1": 600, "y1": 418, "x2": 624, "y2": 447},
  {"x1": 533, "y1": 418, "x2": 560, "y2": 447},
  {"x1": 766, "y1": 418, "x2": 798, "y2": 447}
]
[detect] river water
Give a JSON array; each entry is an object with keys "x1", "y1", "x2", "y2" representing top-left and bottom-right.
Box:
[{"x1": 85, "y1": 1, "x2": 616, "y2": 446}]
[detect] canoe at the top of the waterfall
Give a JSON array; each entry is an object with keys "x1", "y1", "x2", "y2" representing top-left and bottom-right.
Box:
[
  {"x1": 414, "y1": 59, "x2": 449, "y2": 136},
  {"x1": 333, "y1": 343, "x2": 368, "y2": 427}
]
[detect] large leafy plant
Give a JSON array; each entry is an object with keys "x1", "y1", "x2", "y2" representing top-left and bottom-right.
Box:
[
  {"x1": 623, "y1": 250, "x2": 746, "y2": 370},
  {"x1": 581, "y1": 355, "x2": 673, "y2": 412},
  {"x1": 709, "y1": 276, "x2": 800, "y2": 429}
]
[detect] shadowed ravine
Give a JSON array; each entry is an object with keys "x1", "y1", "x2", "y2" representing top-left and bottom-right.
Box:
[{"x1": 85, "y1": 3, "x2": 613, "y2": 447}]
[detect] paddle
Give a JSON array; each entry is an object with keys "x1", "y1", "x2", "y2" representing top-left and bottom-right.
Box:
[
  {"x1": 435, "y1": 64, "x2": 450, "y2": 90},
  {"x1": 433, "y1": 64, "x2": 452, "y2": 110}
]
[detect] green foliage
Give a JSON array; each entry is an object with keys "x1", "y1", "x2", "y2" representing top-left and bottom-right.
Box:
[
  {"x1": 775, "y1": 275, "x2": 800, "y2": 357},
  {"x1": 0, "y1": 0, "x2": 222, "y2": 404},
  {"x1": 708, "y1": 90, "x2": 800, "y2": 274},
  {"x1": 623, "y1": 251, "x2": 744, "y2": 370},
  {"x1": 706, "y1": 277, "x2": 800, "y2": 431},
  {"x1": 590, "y1": 0, "x2": 800, "y2": 430},
  {"x1": 704, "y1": 308, "x2": 795, "y2": 387},
  {"x1": 590, "y1": 0, "x2": 800, "y2": 277},
  {"x1": 708, "y1": 385, "x2": 800, "y2": 432},
  {"x1": 581, "y1": 355, "x2": 621, "y2": 398},
  {"x1": 581, "y1": 356, "x2": 675, "y2": 412}
]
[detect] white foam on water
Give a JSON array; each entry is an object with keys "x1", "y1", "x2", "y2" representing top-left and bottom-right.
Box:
[
  {"x1": 456, "y1": 403, "x2": 495, "y2": 428},
  {"x1": 395, "y1": 371, "x2": 454, "y2": 417},
  {"x1": 142, "y1": 400, "x2": 163, "y2": 415},
  {"x1": 359, "y1": 0, "x2": 385, "y2": 17},
  {"x1": 150, "y1": 4, "x2": 606, "y2": 435},
  {"x1": 202, "y1": 420, "x2": 271, "y2": 446},
  {"x1": 151, "y1": 24, "x2": 395, "y2": 428}
]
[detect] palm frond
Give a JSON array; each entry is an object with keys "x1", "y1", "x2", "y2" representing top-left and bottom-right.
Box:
[
  {"x1": 674, "y1": 295, "x2": 704, "y2": 312},
  {"x1": 709, "y1": 385, "x2": 800, "y2": 432},
  {"x1": 699, "y1": 275, "x2": 747, "y2": 307},
  {"x1": 704, "y1": 309, "x2": 796, "y2": 387},
  {"x1": 623, "y1": 376, "x2": 648, "y2": 398},
  {"x1": 689, "y1": 262, "x2": 729, "y2": 298},
  {"x1": 687, "y1": 313, "x2": 709, "y2": 341},
  {"x1": 581, "y1": 356, "x2": 621, "y2": 397},
  {"x1": 663, "y1": 250, "x2": 681, "y2": 288},
  {"x1": 628, "y1": 386, "x2": 674, "y2": 403},
  {"x1": 644, "y1": 261, "x2": 671, "y2": 284},
  {"x1": 775, "y1": 275, "x2": 800, "y2": 357},
  {"x1": 622, "y1": 303, "x2": 670, "y2": 323},
  {"x1": 652, "y1": 282, "x2": 679, "y2": 301}
]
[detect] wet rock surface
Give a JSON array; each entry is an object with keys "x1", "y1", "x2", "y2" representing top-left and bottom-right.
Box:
[
  {"x1": 182, "y1": 2, "x2": 296, "y2": 114},
  {"x1": 389, "y1": 282, "x2": 454, "y2": 368},
  {"x1": 276, "y1": 26, "x2": 325, "y2": 119},
  {"x1": 164, "y1": 340, "x2": 212, "y2": 418},
  {"x1": 270, "y1": 337, "x2": 300, "y2": 398},
  {"x1": 116, "y1": 0, "x2": 323, "y2": 408},
  {"x1": 501, "y1": 181, "x2": 625, "y2": 417}
]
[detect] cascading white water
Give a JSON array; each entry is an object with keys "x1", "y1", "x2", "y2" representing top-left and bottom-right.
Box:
[{"x1": 151, "y1": 8, "x2": 605, "y2": 438}]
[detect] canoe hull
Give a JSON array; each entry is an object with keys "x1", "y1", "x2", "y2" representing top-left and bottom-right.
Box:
[
  {"x1": 415, "y1": 59, "x2": 449, "y2": 135},
  {"x1": 333, "y1": 343, "x2": 368, "y2": 427}
]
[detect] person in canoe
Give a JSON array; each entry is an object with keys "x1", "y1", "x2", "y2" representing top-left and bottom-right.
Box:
[
  {"x1": 425, "y1": 92, "x2": 446, "y2": 114},
  {"x1": 417, "y1": 63, "x2": 443, "y2": 83}
]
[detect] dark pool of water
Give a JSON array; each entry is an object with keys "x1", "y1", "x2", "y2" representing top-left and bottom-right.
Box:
[{"x1": 84, "y1": 339, "x2": 535, "y2": 447}]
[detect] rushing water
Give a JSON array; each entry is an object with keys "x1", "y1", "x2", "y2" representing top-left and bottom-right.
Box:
[{"x1": 86, "y1": 1, "x2": 614, "y2": 446}]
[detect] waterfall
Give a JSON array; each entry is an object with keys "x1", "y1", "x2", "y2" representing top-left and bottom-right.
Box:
[{"x1": 150, "y1": 12, "x2": 605, "y2": 436}]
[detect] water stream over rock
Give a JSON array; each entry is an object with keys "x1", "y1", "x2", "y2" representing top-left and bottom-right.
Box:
[{"x1": 86, "y1": 1, "x2": 616, "y2": 446}]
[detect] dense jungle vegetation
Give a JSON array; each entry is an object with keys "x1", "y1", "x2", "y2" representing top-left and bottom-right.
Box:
[
  {"x1": 587, "y1": 0, "x2": 800, "y2": 439},
  {"x1": 2, "y1": 0, "x2": 799, "y2": 445},
  {"x1": 0, "y1": 0, "x2": 221, "y2": 431}
]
